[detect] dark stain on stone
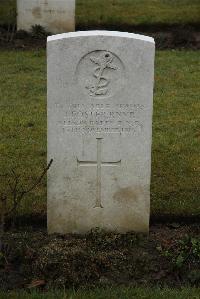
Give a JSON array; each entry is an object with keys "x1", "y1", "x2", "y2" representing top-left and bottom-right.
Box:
[
  {"x1": 32, "y1": 7, "x2": 42, "y2": 18},
  {"x1": 49, "y1": 20, "x2": 75, "y2": 32},
  {"x1": 113, "y1": 186, "x2": 141, "y2": 204}
]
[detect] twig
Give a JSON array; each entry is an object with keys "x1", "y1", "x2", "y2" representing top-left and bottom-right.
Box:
[
  {"x1": 6, "y1": 23, "x2": 11, "y2": 42},
  {"x1": 21, "y1": 159, "x2": 53, "y2": 195},
  {"x1": 0, "y1": 196, "x2": 7, "y2": 251},
  {"x1": 7, "y1": 159, "x2": 53, "y2": 217},
  {"x1": 9, "y1": 23, "x2": 16, "y2": 42}
]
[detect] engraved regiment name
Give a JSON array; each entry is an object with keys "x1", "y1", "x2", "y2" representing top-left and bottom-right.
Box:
[{"x1": 57, "y1": 103, "x2": 144, "y2": 135}]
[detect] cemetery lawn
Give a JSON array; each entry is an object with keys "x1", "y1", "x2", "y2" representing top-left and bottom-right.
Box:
[
  {"x1": 0, "y1": 288, "x2": 200, "y2": 299},
  {"x1": 77, "y1": 0, "x2": 200, "y2": 29},
  {"x1": 0, "y1": 0, "x2": 16, "y2": 26},
  {"x1": 0, "y1": 49, "x2": 199, "y2": 218},
  {"x1": 1, "y1": 0, "x2": 200, "y2": 27}
]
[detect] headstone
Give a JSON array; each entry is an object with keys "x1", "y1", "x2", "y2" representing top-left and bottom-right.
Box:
[
  {"x1": 17, "y1": 0, "x2": 75, "y2": 34},
  {"x1": 47, "y1": 31, "x2": 155, "y2": 234}
]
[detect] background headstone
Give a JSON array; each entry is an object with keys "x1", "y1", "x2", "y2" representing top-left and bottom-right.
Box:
[
  {"x1": 17, "y1": 0, "x2": 75, "y2": 33},
  {"x1": 47, "y1": 31, "x2": 155, "y2": 234}
]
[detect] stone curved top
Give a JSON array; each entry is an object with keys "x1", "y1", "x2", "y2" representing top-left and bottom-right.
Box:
[{"x1": 47, "y1": 30, "x2": 154, "y2": 44}]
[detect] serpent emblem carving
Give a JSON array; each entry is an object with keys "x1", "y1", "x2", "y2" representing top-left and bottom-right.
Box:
[{"x1": 86, "y1": 52, "x2": 118, "y2": 96}]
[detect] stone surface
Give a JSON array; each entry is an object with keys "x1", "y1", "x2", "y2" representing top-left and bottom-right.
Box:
[
  {"x1": 17, "y1": 0, "x2": 75, "y2": 33},
  {"x1": 47, "y1": 31, "x2": 155, "y2": 234}
]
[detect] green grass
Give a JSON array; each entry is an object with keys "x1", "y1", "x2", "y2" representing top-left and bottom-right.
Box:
[
  {"x1": 77, "y1": 0, "x2": 200, "y2": 28},
  {"x1": 0, "y1": 50, "x2": 199, "y2": 216},
  {"x1": 0, "y1": 288, "x2": 200, "y2": 299},
  {"x1": 0, "y1": 50, "x2": 47, "y2": 214},
  {"x1": 0, "y1": 0, "x2": 16, "y2": 26},
  {"x1": 152, "y1": 50, "x2": 200, "y2": 215},
  {"x1": 0, "y1": 0, "x2": 200, "y2": 27}
]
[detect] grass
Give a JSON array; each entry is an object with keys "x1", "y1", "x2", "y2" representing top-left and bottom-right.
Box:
[
  {"x1": 0, "y1": 49, "x2": 199, "y2": 217},
  {"x1": 0, "y1": 288, "x2": 200, "y2": 299},
  {"x1": 152, "y1": 50, "x2": 200, "y2": 215},
  {"x1": 77, "y1": 0, "x2": 200, "y2": 29},
  {"x1": 0, "y1": 0, "x2": 16, "y2": 26},
  {"x1": 0, "y1": 0, "x2": 200, "y2": 27},
  {"x1": 0, "y1": 50, "x2": 47, "y2": 215}
]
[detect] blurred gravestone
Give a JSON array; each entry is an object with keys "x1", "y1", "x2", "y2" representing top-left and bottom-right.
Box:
[
  {"x1": 47, "y1": 31, "x2": 155, "y2": 234},
  {"x1": 17, "y1": 0, "x2": 75, "y2": 34}
]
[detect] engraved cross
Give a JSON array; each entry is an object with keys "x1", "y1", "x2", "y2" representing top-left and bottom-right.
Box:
[{"x1": 77, "y1": 138, "x2": 121, "y2": 208}]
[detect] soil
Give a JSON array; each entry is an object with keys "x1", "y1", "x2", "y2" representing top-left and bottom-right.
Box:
[
  {"x1": 0, "y1": 223, "x2": 200, "y2": 291},
  {"x1": 0, "y1": 24, "x2": 200, "y2": 50}
]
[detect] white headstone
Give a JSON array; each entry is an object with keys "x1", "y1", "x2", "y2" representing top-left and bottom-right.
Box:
[
  {"x1": 47, "y1": 31, "x2": 155, "y2": 234},
  {"x1": 17, "y1": 0, "x2": 75, "y2": 34}
]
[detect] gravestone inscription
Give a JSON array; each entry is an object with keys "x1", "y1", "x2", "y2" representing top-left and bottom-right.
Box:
[
  {"x1": 17, "y1": 0, "x2": 75, "y2": 34},
  {"x1": 47, "y1": 31, "x2": 155, "y2": 233}
]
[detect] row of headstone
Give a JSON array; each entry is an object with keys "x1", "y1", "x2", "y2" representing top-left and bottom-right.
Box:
[
  {"x1": 17, "y1": 0, "x2": 75, "y2": 33},
  {"x1": 47, "y1": 31, "x2": 155, "y2": 234}
]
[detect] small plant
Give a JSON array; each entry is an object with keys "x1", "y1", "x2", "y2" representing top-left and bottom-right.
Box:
[
  {"x1": 31, "y1": 25, "x2": 50, "y2": 38},
  {"x1": 158, "y1": 234, "x2": 200, "y2": 269},
  {"x1": 0, "y1": 159, "x2": 53, "y2": 250},
  {"x1": 174, "y1": 235, "x2": 200, "y2": 268}
]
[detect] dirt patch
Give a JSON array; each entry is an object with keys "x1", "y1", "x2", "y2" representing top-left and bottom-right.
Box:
[
  {"x1": 0, "y1": 224, "x2": 200, "y2": 291},
  {"x1": 0, "y1": 24, "x2": 199, "y2": 50},
  {"x1": 76, "y1": 23, "x2": 200, "y2": 50}
]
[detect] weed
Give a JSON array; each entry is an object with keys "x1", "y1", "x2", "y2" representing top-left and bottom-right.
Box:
[
  {"x1": 158, "y1": 235, "x2": 200, "y2": 283},
  {"x1": 31, "y1": 25, "x2": 51, "y2": 39}
]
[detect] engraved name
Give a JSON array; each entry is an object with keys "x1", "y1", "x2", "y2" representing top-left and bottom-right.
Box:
[{"x1": 57, "y1": 102, "x2": 144, "y2": 135}]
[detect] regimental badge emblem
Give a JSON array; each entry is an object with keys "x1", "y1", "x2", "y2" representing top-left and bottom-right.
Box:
[
  {"x1": 76, "y1": 50, "x2": 125, "y2": 99},
  {"x1": 86, "y1": 52, "x2": 118, "y2": 96}
]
